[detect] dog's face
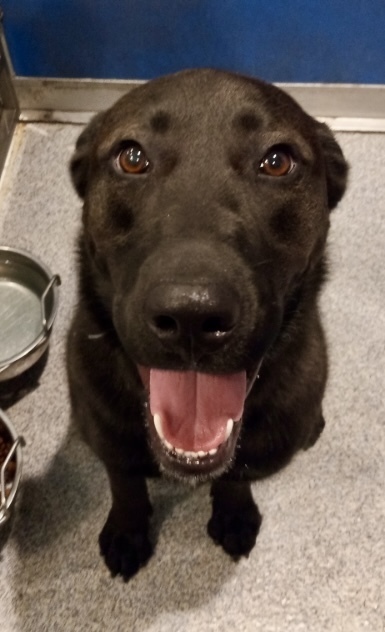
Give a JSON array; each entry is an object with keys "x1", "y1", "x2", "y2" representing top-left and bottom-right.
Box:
[{"x1": 71, "y1": 69, "x2": 347, "y2": 480}]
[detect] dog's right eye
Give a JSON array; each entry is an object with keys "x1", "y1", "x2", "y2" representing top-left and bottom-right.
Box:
[
  {"x1": 115, "y1": 142, "x2": 150, "y2": 175},
  {"x1": 259, "y1": 146, "x2": 296, "y2": 177}
]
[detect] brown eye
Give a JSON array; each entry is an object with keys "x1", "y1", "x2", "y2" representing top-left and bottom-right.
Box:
[
  {"x1": 117, "y1": 142, "x2": 149, "y2": 174},
  {"x1": 259, "y1": 147, "x2": 295, "y2": 177}
]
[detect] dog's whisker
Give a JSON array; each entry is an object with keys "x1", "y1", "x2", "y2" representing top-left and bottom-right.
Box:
[
  {"x1": 255, "y1": 259, "x2": 273, "y2": 267},
  {"x1": 87, "y1": 332, "x2": 107, "y2": 340}
]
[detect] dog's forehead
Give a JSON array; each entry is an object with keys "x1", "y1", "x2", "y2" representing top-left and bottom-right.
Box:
[{"x1": 99, "y1": 70, "x2": 315, "y2": 148}]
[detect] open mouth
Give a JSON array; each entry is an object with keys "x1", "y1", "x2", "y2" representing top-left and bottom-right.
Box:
[{"x1": 138, "y1": 367, "x2": 253, "y2": 478}]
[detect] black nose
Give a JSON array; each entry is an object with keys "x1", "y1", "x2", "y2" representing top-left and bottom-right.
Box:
[{"x1": 145, "y1": 283, "x2": 239, "y2": 349}]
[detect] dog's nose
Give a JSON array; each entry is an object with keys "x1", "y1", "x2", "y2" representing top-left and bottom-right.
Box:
[{"x1": 145, "y1": 283, "x2": 239, "y2": 348}]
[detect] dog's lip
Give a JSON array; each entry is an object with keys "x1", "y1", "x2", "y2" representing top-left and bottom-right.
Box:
[{"x1": 137, "y1": 365, "x2": 151, "y2": 389}]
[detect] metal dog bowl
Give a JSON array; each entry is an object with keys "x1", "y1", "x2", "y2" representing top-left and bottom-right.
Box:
[
  {"x1": 0, "y1": 407, "x2": 24, "y2": 526},
  {"x1": 0, "y1": 246, "x2": 61, "y2": 381}
]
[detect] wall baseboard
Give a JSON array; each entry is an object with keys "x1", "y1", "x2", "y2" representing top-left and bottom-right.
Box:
[{"x1": 14, "y1": 76, "x2": 385, "y2": 132}]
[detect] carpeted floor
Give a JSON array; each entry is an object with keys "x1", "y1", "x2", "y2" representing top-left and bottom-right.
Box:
[{"x1": 0, "y1": 122, "x2": 384, "y2": 632}]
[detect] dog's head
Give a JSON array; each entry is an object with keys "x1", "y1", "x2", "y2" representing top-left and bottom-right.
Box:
[{"x1": 71, "y1": 69, "x2": 348, "y2": 480}]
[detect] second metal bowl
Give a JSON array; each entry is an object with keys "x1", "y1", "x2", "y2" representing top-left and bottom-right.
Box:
[{"x1": 0, "y1": 407, "x2": 24, "y2": 526}]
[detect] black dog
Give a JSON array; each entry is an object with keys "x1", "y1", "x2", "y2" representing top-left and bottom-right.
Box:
[{"x1": 67, "y1": 69, "x2": 348, "y2": 581}]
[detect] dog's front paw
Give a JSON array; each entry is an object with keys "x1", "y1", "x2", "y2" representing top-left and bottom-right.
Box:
[
  {"x1": 207, "y1": 503, "x2": 262, "y2": 559},
  {"x1": 99, "y1": 519, "x2": 153, "y2": 581}
]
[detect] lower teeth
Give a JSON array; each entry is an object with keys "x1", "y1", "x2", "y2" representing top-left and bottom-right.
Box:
[
  {"x1": 153, "y1": 413, "x2": 235, "y2": 459},
  {"x1": 168, "y1": 445, "x2": 217, "y2": 459}
]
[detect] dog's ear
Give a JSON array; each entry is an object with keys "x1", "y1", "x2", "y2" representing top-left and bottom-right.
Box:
[
  {"x1": 316, "y1": 122, "x2": 349, "y2": 210},
  {"x1": 70, "y1": 112, "x2": 106, "y2": 198}
]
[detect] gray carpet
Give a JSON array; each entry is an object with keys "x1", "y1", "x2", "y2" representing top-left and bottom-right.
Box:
[{"x1": 0, "y1": 122, "x2": 384, "y2": 632}]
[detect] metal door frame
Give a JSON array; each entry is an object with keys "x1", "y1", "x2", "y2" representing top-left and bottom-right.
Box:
[{"x1": 0, "y1": 19, "x2": 18, "y2": 177}]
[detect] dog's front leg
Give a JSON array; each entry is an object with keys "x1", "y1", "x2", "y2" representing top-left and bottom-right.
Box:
[
  {"x1": 99, "y1": 469, "x2": 153, "y2": 581},
  {"x1": 207, "y1": 478, "x2": 262, "y2": 559}
]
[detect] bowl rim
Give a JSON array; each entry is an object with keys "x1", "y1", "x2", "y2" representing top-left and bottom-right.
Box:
[
  {"x1": 0, "y1": 245, "x2": 60, "y2": 371},
  {"x1": 0, "y1": 407, "x2": 24, "y2": 526}
]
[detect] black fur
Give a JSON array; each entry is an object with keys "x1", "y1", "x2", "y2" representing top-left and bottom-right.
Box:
[{"x1": 67, "y1": 69, "x2": 348, "y2": 581}]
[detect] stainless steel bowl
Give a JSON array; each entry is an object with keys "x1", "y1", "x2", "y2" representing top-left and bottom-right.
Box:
[
  {"x1": 0, "y1": 246, "x2": 61, "y2": 381},
  {"x1": 0, "y1": 407, "x2": 24, "y2": 526}
]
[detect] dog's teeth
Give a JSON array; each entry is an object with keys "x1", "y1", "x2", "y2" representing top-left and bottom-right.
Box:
[
  {"x1": 154, "y1": 427, "x2": 219, "y2": 459},
  {"x1": 171, "y1": 445, "x2": 220, "y2": 459},
  {"x1": 153, "y1": 413, "x2": 165, "y2": 440},
  {"x1": 225, "y1": 418, "x2": 234, "y2": 441},
  {"x1": 174, "y1": 448, "x2": 209, "y2": 458},
  {"x1": 153, "y1": 414, "x2": 175, "y2": 451}
]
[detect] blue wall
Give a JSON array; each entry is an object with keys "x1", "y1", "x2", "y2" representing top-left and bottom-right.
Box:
[{"x1": 3, "y1": 0, "x2": 385, "y2": 83}]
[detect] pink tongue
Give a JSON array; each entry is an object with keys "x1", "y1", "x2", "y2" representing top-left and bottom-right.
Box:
[{"x1": 149, "y1": 370, "x2": 247, "y2": 452}]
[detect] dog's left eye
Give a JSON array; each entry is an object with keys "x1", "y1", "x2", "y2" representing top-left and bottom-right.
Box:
[
  {"x1": 259, "y1": 146, "x2": 295, "y2": 177},
  {"x1": 116, "y1": 142, "x2": 150, "y2": 174}
]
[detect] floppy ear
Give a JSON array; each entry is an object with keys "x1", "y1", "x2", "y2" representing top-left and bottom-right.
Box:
[
  {"x1": 316, "y1": 122, "x2": 349, "y2": 210},
  {"x1": 70, "y1": 112, "x2": 106, "y2": 198}
]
